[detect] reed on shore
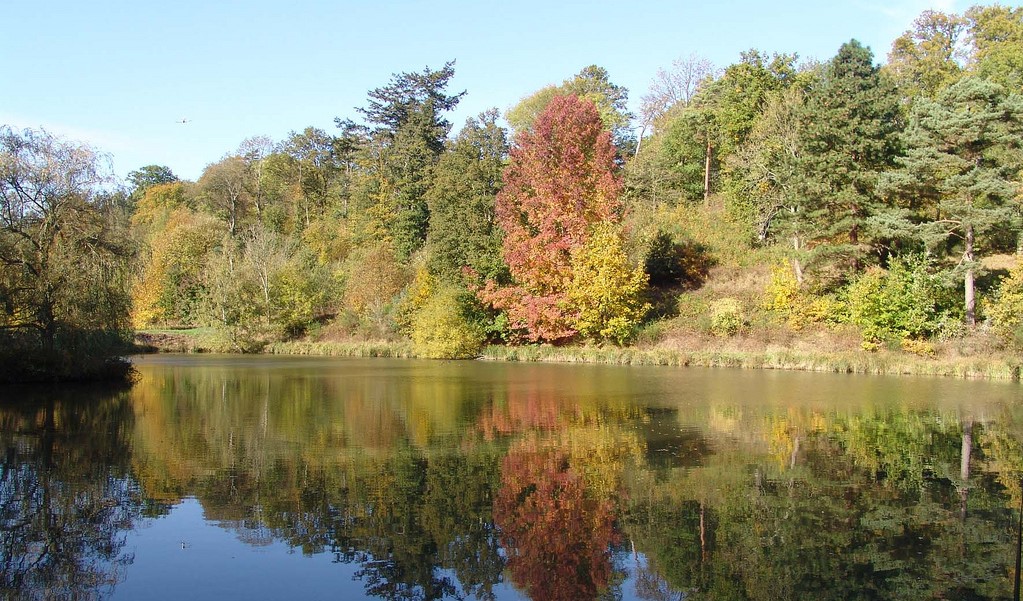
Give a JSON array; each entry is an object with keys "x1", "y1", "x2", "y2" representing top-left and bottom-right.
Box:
[
  {"x1": 253, "y1": 338, "x2": 1023, "y2": 381},
  {"x1": 478, "y1": 345, "x2": 1022, "y2": 380}
]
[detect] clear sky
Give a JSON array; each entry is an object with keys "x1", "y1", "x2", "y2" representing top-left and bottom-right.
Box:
[{"x1": 1, "y1": 0, "x2": 992, "y2": 183}]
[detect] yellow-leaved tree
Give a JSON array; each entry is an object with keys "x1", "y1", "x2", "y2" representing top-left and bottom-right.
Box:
[
  {"x1": 405, "y1": 267, "x2": 485, "y2": 359},
  {"x1": 131, "y1": 208, "x2": 223, "y2": 327},
  {"x1": 565, "y1": 223, "x2": 650, "y2": 345}
]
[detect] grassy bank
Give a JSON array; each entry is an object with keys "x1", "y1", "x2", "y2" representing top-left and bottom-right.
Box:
[
  {"x1": 136, "y1": 330, "x2": 1022, "y2": 381},
  {"x1": 259, "y1": 338, "x2": 1020, "y2": 381},
  {"x1": 134, "y1": 328, "x2": 220, "y2": 353},
  {"x1": 264, "y1": 340, "x2": 416, "y2": 358},
  {"x1": 135, "y1": 330, "x2": 417, "y2": 358},
  {"x1": 479, "y1": 345, "x2": 1022, "y2": 380}
]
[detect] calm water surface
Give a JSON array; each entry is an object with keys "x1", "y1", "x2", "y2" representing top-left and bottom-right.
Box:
[{"x1": 2, "y1": 355, "x2": 1023, "y2": 600}]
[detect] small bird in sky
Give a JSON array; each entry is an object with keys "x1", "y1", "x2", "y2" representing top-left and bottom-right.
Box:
[{"x1": 177, "y1": 118, "x2": 190, "y2": 124}]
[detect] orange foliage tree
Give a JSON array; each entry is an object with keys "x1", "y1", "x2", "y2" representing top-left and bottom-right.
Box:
[{"x1": 479, "y1": 95, "x2": 622, "y2": 343}]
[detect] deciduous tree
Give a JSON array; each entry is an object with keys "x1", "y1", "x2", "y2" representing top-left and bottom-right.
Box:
[
  {"x1": 728, "y1": 84, "x2": 813, "y2": 280},
  {"x1": 507, "y1": 66, "x2": 634, "y2": 153},
  {"x1": 126, "y1": 164, "x2": 177, "y2": 204},
  {"x1": 565, "y1": 223, "x2": 649, "y2": 344},
  {"x1": 651, "y1": 50, "x2": 797, "y2": 205},
  {"x1": 480, "y1": 95, "x2": 622, "y2": 343},
  {"x1": 886, "y1": 10, "x2": 967, "y2": 100},
  {"x1": 0, "y1": 127, "x2": 132, "y2": 379},
  {"x1": 131, "y1": 208, "x2": 223, "y2": 327},
  {"x1": 640, "y1": 53, "x2": 715, "y2": 134},
  {"x1": 966, "y1": 4, "x2": 1023, "y2": 88},
  {"x1": 198, "y1": 155, "x2": 250, "y2": 237}
]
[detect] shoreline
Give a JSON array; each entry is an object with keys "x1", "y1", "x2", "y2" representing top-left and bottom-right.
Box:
[
  {"x1": 133, "y1": 333, "x2": 1022, "y2": 382},
  {"x1": 257, "y1": 340, "x2": 1022, "y2": 381}
]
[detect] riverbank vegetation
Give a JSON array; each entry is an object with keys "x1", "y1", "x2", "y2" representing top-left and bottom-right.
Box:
[
  {"x1": 5, "y1": 5, "x2": 1023, "y2": 380},
  {"x1": 0, "y1": 128, "x2": 134, "y2": 382}
]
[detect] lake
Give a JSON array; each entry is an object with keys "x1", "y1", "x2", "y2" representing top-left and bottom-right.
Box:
[{"x1": 2, "y1": 354, "x2": 1022, "y2": 600}]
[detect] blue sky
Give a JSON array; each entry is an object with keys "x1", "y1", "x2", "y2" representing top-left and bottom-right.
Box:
[{"x1": 1, "y1": 0, "x2": 988, "y2": 183}]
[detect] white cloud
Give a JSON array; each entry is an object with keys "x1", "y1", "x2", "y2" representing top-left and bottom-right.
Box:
[{"x1": 0, "y1": 112, "x2": 139, "y2": 155}]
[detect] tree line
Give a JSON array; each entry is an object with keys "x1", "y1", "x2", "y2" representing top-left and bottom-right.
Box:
[{"x1": 2, "y1": 4, "x2": 1023, "y2": 377}]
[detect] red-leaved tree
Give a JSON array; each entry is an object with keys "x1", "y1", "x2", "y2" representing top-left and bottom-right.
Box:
[{"x1": 480, "y1": 95, "x2": 622, "y2": 342}]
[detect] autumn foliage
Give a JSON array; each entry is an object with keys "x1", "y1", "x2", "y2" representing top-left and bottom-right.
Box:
[
  {"x1": 131, "y1": 208, "x2": 223, "y2": 327},
  {"x1": 480, "y1": 95, "x2": 623, "y2": 343},
  {"x1": 566, "y1": 223, "x2": 650, "y2": 344},
  {"x1": 494, "y1": 442, "x2": 618, "y2": 601}
]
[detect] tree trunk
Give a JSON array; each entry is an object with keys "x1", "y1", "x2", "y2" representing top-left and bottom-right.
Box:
[
  {"x1": 262, "y1": 277, "x2": 271, "y2": 326},
  {"x1": 635, "y1": 122, "x2": 647, "y2": 156},
  {"x1": 703, "y1": 140, "x2": 712, "y2": 205},
  {"x1": 849, "y1": 220, "x2": 861, "y2": 272},
  {"x1": 965, "y1": 224, "x2": 976, "y2": 327},
  {"x1": 228, "y1": 194, "x2": 238, "y2": 238},
  {"x1": 699, "y1": 500, "x2": 708, "y2": 562},
  {"x1": 792, "y1": 234, "x2": 804, "y2": 285},
  {"x1": 38, "y1": 286, "x2": 56, "y2": 352}
]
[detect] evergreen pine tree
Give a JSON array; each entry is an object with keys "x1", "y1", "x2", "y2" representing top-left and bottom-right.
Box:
[
  {"x1": 794, "y1": 40, "x2": 903, "y2": 274},
  {"x1": 884, "y1": 76, "x2": 1023, "y2": 326}
]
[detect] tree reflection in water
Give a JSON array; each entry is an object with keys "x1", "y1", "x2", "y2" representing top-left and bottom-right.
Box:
[
  {"x1": 0, "y1": 386, "x2": 143, "y2": 601},
  {"x1": 6, "y1": 358, "x2": 1023, "y2": 601},
  {"x1": 494, "y1": 440, "x2": 620, "y2": 601}
]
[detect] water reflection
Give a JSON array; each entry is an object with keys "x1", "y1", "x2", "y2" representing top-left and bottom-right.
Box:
[
  {"x1": 2, "y1": 356, "x2": 1022, "y2": 600},
  {"x1": 0, "y1": 385, "x2": 143, "y2": 601}
]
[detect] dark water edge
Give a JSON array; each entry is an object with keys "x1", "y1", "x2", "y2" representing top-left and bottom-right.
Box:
[
  {"x1": 2, "y1": 355, "x2": 1023, "y2": 600},
  {"x1": 0, "y1": 354, "x2": 135, "y2": 385}
]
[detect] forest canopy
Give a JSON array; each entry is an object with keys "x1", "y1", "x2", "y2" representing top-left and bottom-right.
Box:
[{"x1": 5, "y1": 3, "x2": 1023, "y2": 375}]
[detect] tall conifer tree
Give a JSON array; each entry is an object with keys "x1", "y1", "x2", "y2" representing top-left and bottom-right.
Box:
[
  {"x1": 425, "y1": 110, "x2": 509, "y2": 284},
  {"x1": 795, "y1": 40, "x2": 903, "y2": 273},
  {"x1": 884, "y1": 77, "x2": 1023, "y2": 326}
]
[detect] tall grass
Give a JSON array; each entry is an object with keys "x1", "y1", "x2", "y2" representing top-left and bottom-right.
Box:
[
  {"x1": 138, "y1": 324, "x2": 1022, "y2": 382},
  {"x1": 478, "y1": 345, "x2": 1022, "y2": 380},
  {"x1": 264, "y1": 340, "x2": 416, "y2": 358}
]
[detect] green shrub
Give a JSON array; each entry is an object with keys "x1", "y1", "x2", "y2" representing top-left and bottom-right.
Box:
[
  {"x1": 989, "y1": 262, "x2": 1023, "y2": 349},
  {"x1": 763, "y1": 262, "x2": 847, "y2": 328},
  {"x1": 709, "y1": 298, "x2": 745, "y2": 337},
  {"x1": 643, "y1": 230, "x2": 713, "y2": 290},
  {"x1": 900, "y1": 338, "x2": 936, "y2": 357},
  {"x1": 763, "y1": 262, "x2": 801, "y2": 315},
  {"x1": 633, "y1": 320, "x2": 669, "y2": 346},
  {"x1": 846, "y1": 255, "x2": 957, "y2": 345},
  {"x1": 411, "y1": 284, "x2": 486, "y2": 359}
]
